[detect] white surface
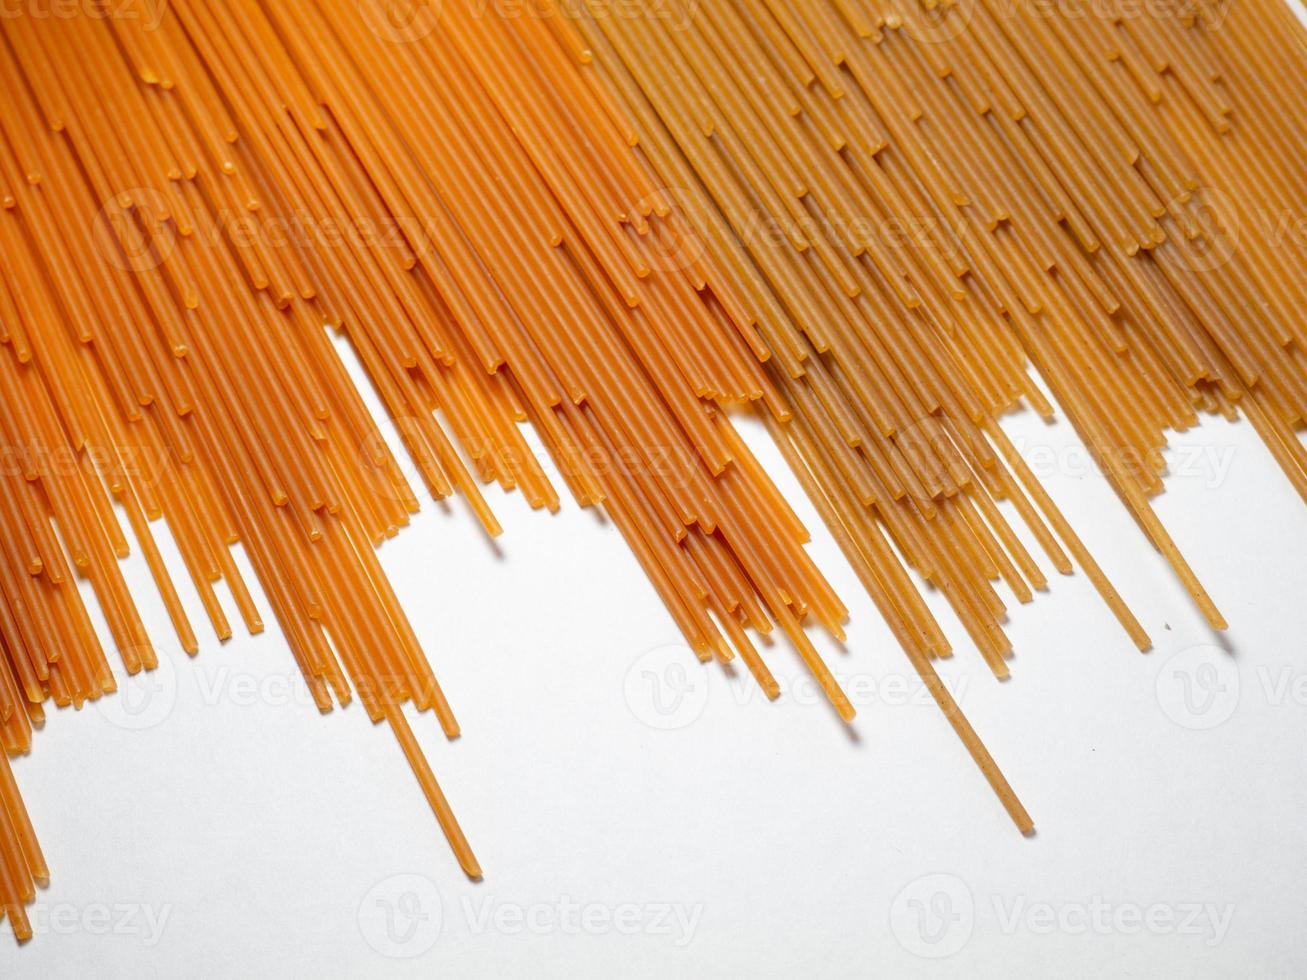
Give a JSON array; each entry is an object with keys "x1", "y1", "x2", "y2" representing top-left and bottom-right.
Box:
[{"x1": 1, "y1": 322, "x2": 1305, "y2": 979}]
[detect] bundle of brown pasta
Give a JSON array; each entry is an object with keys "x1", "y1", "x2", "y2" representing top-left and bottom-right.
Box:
[{"x1": 561, "y1": 0, "x2": 1307, "y2": 824}]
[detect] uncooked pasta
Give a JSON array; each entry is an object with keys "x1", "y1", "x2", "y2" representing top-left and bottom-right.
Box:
[
  {"x1": 0, "y1": 0, "x2": 856, "y2": 938},
  {"x1": 0, "y1": 0, "x2": 1304, "y2": 944}
]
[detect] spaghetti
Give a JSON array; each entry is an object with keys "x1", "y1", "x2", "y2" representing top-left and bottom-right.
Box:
[
  {"x1": 0, "y1": 0, "x2": 1304, "y2": 944},
  {"x1": 0, "y1": 0, "x2": 859, "y2": 939},
  {"x1": 565, "y1": 0, "x2": 1307, "y2": 823}
]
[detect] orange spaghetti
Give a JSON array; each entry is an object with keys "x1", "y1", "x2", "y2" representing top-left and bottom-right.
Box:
[{"x1": 0, "y1": 0, "x2": 858, "y2": 939}]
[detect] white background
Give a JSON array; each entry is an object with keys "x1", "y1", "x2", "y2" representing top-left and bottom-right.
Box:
[{"x1": 7, "y1": 25, "x2": 1307, "y2": 980}]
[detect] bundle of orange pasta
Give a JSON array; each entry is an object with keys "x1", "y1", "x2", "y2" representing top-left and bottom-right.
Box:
[
  {"x1": 0, "y1": 0, "x2": 868, "y2": 940},
  {"x1": 0, "y1": 8, "x2": 479, "y2": 934}
]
